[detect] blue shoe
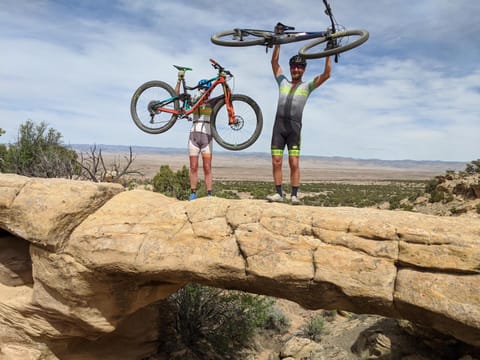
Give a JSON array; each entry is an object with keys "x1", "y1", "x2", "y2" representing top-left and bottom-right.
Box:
[{"x1": 189, "y1": 193, "x2": 197, "y2": 201}]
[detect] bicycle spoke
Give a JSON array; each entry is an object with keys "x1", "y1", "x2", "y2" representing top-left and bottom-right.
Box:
[{"x1": 212, "y1": 95, "x2": 262, "y2": 150}]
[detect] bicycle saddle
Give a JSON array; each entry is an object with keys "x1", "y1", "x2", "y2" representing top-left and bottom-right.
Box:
[{"x1": 173, "y1": 65, "x2": 192, "y2": 72}]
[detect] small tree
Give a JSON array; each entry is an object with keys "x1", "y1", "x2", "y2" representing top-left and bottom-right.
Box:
[{"x1": 1, "y1": 120, "x2": 78, "y2": 178}]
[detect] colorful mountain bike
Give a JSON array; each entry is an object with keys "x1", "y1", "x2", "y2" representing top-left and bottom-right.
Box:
[
  {"x1": 130, "y1": 59, "x2": 263, "y2": 151},
  {"x1": 211, "y1": 0, "x2": 369, "y2": 62}
]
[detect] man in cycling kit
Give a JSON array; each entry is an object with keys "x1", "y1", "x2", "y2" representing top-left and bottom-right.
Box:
[
  {"x1": 267, "y1": 43, "x2": 331, "y2": 205},
  {"x1": 176, "y1": 74, "x2": 214, "y2": 200}
]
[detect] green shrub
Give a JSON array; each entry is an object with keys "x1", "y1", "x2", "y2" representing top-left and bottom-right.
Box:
[
  {"x1": 1, "y1": 121, "x2": 78, "y2": 178},
  {"x1": 263, "y1": 306, "x2": 291, "y2": 333},
  {"x1": 170, "y1": 284, "x2": 277, "y2": 358},
  {"x1": 215, "y1": 190, "x2": 240, "y2": 199},
  {"x1": 425, "y1": 179, "x2": 439, "y2": 194},
  {"x1": 300, "y1": 314, "x2": 325, "y2": 342},
  {"x1": 465, "y1": 159, "x2": 480, "y2": 174},
  {"x1": 152, "y1": 165, "x2": 190, "y2": 200},
  {"x1": 429, "y1": 190, "x2": 445, "y2": 203},
  {"x1": 322, "y1": 309, "x2": 337, "y2": 322},
  {"x1": 400, "y1": 203, "x2": 414, "y2": 211}
]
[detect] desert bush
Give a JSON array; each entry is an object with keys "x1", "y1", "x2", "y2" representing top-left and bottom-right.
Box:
[
  {"x1": 0, "y1": 145, "x2": 7, "y2": 173},
  {"x1": 300, "y1": 314, "x2": 325, "y2": 342},
  {"x1": 170, "y1": 284, "x2": 278, "y2": 359},
  {"x1": 1, "y1": 120, "x2": 78, "y2": 178},
  {"x1": 263, "y1": 306, "x2": 291, "y2": 333},
  {"x1": 215, "y1": 189, "x2": 240, "y2": 199},
  {"x1": 429, "y1": 190, "x2": 445, "y2": 203},
  {"x1": 465, "y1": 159, "x2": 480, "y2": 174},
  {"x1": 321, "y1": 309, "x2": 337, "y2": 322},
  {"x1": 152, "y1": 165, "x2": 190, "y2": 200},
  {"x1": 425, "y1": 178, "x2": 440, "y2": 193}
]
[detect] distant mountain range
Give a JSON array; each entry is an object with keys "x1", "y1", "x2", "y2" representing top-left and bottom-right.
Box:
[{"x1": 68, "y1": 144, "x2": 468, "y2": 171}]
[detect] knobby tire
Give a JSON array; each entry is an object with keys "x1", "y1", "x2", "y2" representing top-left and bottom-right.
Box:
[
  {"x1": 299, "y1": 29, "x2": 369, "y2": 59},
  {"x1": 211, "y1": 30, "x2": 269, "y2": 47},
  {"x1": 130, "y1": 81, "x2": 179, "y2": 134},
  {"x1": 211, "y1": 94, "x2": 263, "y2": 151}
]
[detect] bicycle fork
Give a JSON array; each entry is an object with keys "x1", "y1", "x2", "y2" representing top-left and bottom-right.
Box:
[{"x1": 223, "y1": 85, "x2": 236, "y2": 125}]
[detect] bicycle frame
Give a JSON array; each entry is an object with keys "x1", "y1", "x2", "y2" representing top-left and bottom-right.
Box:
[
  {"x1": 151, "y1": 63, "x2": 236, "y2": 124},
  {"x1": 238, "y1": 29, "x2": 330, "y2": 47},
  {"x1": 235, "y1": 0, "x2": 336, "y2": 48}
]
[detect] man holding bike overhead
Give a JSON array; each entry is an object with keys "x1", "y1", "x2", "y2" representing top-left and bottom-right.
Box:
[{"x1": 267, "y1": 40, "x2": 331, "y2": 205}]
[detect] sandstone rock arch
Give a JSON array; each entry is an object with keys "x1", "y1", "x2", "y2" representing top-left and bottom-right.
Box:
[{"x1": 1, "y1": 174, "x2": 479, "y2": 358}]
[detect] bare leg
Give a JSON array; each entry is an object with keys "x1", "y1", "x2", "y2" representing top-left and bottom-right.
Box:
[
  {"x1": 289, "y1": 155, "x2": 300, "y2": 187},
  {"x1": 202, "y1": 154, "x2": 212, "y2": 192},
  {"x1": 272, "y1": 155, "x2": 283, "y2": 186},
  {"x1": 189, "y1": 156, "x2": 199, "y2": 190}
]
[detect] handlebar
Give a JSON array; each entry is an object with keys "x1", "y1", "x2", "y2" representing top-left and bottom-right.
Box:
[
  {"x1": 322, "y1": 0, "x2": 336, "y2": 34},
  {"x1": 322, "y1": 0, "x2": 339, "y2": 63},
  {"x1": 209, "y1": 58, "x2": 233, "y2": 77}
]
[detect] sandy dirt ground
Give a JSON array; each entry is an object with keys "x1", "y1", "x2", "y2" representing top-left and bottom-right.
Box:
[{"x1": 101, "y1": 149, "x2": 463, "y2": 182}]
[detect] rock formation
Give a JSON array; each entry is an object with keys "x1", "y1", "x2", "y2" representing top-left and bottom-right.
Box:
[{"x1": 0, "y1": 174, "x2": 479, "y2": 359}]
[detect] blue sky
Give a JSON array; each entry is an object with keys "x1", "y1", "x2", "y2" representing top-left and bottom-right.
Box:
[{"x1": 1, "y1": 0, "x2": 479, "y2": 161}]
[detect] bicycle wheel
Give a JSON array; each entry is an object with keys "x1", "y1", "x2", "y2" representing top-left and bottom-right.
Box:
[
  {"x1": 211, "y1": 94, "x2": 263, "y2": 151},
  {"x1": 211, "y1": 29, "x2": 270, "y2": 47},
  {"x1": 299, "y1": 29, "x2": 369, "y2": 59},
  {"x1": 130, "y1": 80, "x2": 179, "y2": 134}
]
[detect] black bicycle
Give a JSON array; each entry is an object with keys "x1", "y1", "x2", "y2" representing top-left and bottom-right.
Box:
[{"x1": 211, "y1": 0, "x2": 369, "y2": 61}]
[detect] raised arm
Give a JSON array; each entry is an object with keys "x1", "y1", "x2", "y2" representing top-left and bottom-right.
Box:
[
  {"x1": 271, "y1": 44, "x2": 282, "y2": 78},
  {"x1": 313, "y1": 56, "x2": 331, "y2": 88},
  {"x1": 175, "y1": 70, "x2": 185, "y2": 94}
]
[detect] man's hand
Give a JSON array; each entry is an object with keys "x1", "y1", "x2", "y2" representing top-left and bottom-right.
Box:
[
  {"x1": 177, "y1": 70, "x2": 185, "y2": 80},
  {"x1": 274, "y1": 23, "x2": 284, "y2": 34}
]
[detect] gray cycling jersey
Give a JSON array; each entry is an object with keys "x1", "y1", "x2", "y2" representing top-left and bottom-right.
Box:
[{"x1": 275, "y1": 74, "x2": 315, "y2": 122}]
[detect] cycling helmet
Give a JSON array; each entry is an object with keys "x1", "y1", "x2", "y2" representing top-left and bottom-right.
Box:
[
  {"x1": 289, "y1": 55, "x2": 307, "y2": 67},
  {"x1": 198, "y1": 79, "x2": 212, "y2": 90}
]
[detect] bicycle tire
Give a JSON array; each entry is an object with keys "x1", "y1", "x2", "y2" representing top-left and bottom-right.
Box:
[
  {"x1": 211, "y1": 29, "x2": 270, "y2": 47},
  {"x1": 130, "y1": 80, "x2": 179, "y2": 134},
  {"x1": 299, "y1": 29, "x2": 369, "y2": 59},
  {"x1": 211, "y1": 94, "x2": 263, "y2": 151}
]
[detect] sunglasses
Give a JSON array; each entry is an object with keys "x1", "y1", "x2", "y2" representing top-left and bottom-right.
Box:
[{"x1": 290, "y1": 64, "x2": 306, "y2": 70}]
